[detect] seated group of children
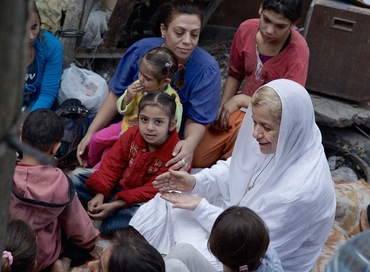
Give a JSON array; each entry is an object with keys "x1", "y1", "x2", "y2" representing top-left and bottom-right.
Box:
[
  {"x1": 6, "y1": 45, "x2": 281, "y2": 271},
  {"x1": 7, "y1": 47, "x2": 186, "y2": 271}
]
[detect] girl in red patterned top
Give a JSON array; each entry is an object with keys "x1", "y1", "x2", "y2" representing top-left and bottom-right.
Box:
[{"x1": 70, "y1": 91, "x2": 191, "y2": 235}]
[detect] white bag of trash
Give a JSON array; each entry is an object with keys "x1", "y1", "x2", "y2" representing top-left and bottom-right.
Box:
[{"x1": 58, "y1": 63, "x2": 109, "y2": 117}]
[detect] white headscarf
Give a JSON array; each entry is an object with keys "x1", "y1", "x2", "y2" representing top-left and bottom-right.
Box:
[{"x1": 228, "y1": 79, "x2": 336, "y2": 271}]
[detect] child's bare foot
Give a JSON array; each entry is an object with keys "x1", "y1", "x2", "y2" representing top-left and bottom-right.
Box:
[{"x1": 50, "y1": 257, "x2": 71, "y2": 272}]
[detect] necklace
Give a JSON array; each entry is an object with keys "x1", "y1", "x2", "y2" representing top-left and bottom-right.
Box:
[{"x1": 249, "y1": 154, "x2": 276, "y2": 190}]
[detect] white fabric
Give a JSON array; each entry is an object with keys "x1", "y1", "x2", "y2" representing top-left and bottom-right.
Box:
[{"x1": 130, "y1": 79, "x2": 336, "y2": 272}]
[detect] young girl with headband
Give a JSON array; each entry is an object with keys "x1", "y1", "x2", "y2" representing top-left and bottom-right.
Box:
[{"x1": 88, "y1": 47, "x2": 185, "y2": 169}]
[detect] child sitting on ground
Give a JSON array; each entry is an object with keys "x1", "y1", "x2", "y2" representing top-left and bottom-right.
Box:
[
  {"x1": 87, "y1": 229, "x2": 165, "y2": 272},
  {"x1": 70, "y1": 91, "x2": 189, "y2": 235},
  {"x1": 9, "y1": 109, "x2": 101, "y2": 272},
  {"x1": 165, "y1": 206, "x2": 283, "y2": 272},
  {"x1": 1, "y1": 219, "x2": 37, "y2": 272},
  {"x1": 87, "y1": 47, "x2": 184, "y2": 169}
]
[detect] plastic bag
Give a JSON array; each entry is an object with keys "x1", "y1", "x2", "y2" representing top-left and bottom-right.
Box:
[
  {"x1": 331, "y1": 166, "x2": 358, "y2": 182},
  {"x1": 80, "y1": 10, "x2": 112, "y2": 49},
  {"x1": 58, "y1": 63, "x2": 109, "y2": 116}
]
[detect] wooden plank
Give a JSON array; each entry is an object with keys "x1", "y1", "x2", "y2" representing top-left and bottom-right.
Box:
[
  {"x1": 202, "y1": 0, "x2": 224, "y2": 31},
  {"x1": 101, "y1": 0, "x2": 136, "y2": 49},
  {"x1": 60, "y1": 0, "x2": 87, "y2": 69},
  {"x1": 75, "y1": 48, "x2": 127, "y2": 59}
]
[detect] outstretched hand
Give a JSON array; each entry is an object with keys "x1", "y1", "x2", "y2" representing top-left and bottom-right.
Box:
[
  {"x1": 153, "y1": 169, "x2": 196, "y2": 193},
  {"x1": 161, "y1": 192, "x2": 202, "y2": 210}
]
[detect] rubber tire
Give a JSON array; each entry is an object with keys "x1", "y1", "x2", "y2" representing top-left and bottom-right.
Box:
[{"x1": 319, "y1": 126, "x2": 370, "y2": 182}]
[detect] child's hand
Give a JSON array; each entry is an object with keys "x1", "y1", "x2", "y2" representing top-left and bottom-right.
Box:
[
  {"x1": 88, "y1": 200, "x2": 126, "y2": 220},
  {"x1": 87, "y1": 193, "x2": 104, "y2": 213},
  {"x1": 126, "y1": 82, "x2": 145, "y2": 101},
  {"x1": 89, "y1": 245, "x2": 103, "y2": 260}
]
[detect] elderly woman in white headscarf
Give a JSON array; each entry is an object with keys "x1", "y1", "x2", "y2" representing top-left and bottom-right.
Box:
[{"x1": 129, "y1": 79, "x2": 336, "y2": 272}]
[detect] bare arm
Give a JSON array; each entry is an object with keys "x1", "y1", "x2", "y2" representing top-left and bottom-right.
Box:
[
  {"x1": 219, "y1": 76, "x2": 242, "y2": 109},
  {"x1": 214, "y1": 76, "x2": 251, "y2": 130},
  {"x1": 118, "y1": 82, "x2": 144, "y2": 111},
  {"x1": 77, "y1": 91, "x2": 120, "y2": 166},
  {"x1": 167, "y1": 118, "x2": 206, "y2": 170}
]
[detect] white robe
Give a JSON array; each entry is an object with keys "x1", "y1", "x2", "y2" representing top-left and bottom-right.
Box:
[{"x1": 130, "y1": 79, "x2": 336, "y2": 272}]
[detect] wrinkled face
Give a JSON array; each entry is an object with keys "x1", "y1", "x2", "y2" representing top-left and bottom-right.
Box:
[
  {"x1": 139, "y1": 105, "x2": 176, "y2": 151},
  {"x1": 29, "y1": 11, "x2": 40, "y2": 47},
  {"x1": 258, "y1": 7, "x2": 295, "y2": 44},
  {"x1": 252, "y1": 105, "x2": 280, "y2": 154},
  {"x1": 87, "y1": 245, "x2": 112, "y2": 272},
  {"x1": 138, "y1": 57, "x2": 168, "y2": 91},
  {"x1": 161, "y1": 13, "x2": 201, "y2": 63}
]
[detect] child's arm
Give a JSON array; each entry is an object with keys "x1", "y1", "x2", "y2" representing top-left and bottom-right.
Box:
[
  {"x1": 213, "y1": 76, "x2": 245, "y2": 129},
  {"x1": 117, "y1": 81, "x2": 144, "y2": 113},
  {"x1": 114, "y1": 131, "x2": 185, "y2": 207},
  {"x1": 115, "y1": 181, "x2": 159, "y2": 209},
  {"x1": 59, "y1": 193, "x2": 100, "y2": 250},
  {"x1": 86, "y1": 130, "x2": 135, "y2": 199}
]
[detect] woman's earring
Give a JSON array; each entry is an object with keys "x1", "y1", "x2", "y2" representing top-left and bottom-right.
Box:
[{"x1": 161, "y1": 34, "x2": 165, "y2": 39}]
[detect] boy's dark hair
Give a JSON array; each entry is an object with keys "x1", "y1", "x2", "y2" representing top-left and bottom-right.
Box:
[
  {"x1": 208, "y1": 206, "x2": 270, "y2": 271},
  {"x1": 109, "y1": 234, "x2": 165, "y2": 272},
  {"x1": 150, "y1": 0, "x2": 203, "y2": 37},
  {"x1": 138, "y1": 91, "x2": 177, "y2": 122},
  {"x1": 21, "y1": 109, "x2": 65, "y2": 152},
  {"x1": 144, "y1": 47, "x2": 186, "y2": 89},
  {"x1": 2, "y1": 219, "x2": 37, "y2": 272},
  {"x1": 261, "y1": 0, "x2": 303, "y2": 22}
]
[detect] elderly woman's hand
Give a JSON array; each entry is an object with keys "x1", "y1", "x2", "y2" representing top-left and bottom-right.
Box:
[
  {"x1": 160, "y1": 192, "x2": 202, "y2": 210},
  {"x1": 153, "y1": 169, "x2": 196, "y2": 193},
  {"x1": 166, "y1": 140, "x2": 193, "y2": 171}
]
